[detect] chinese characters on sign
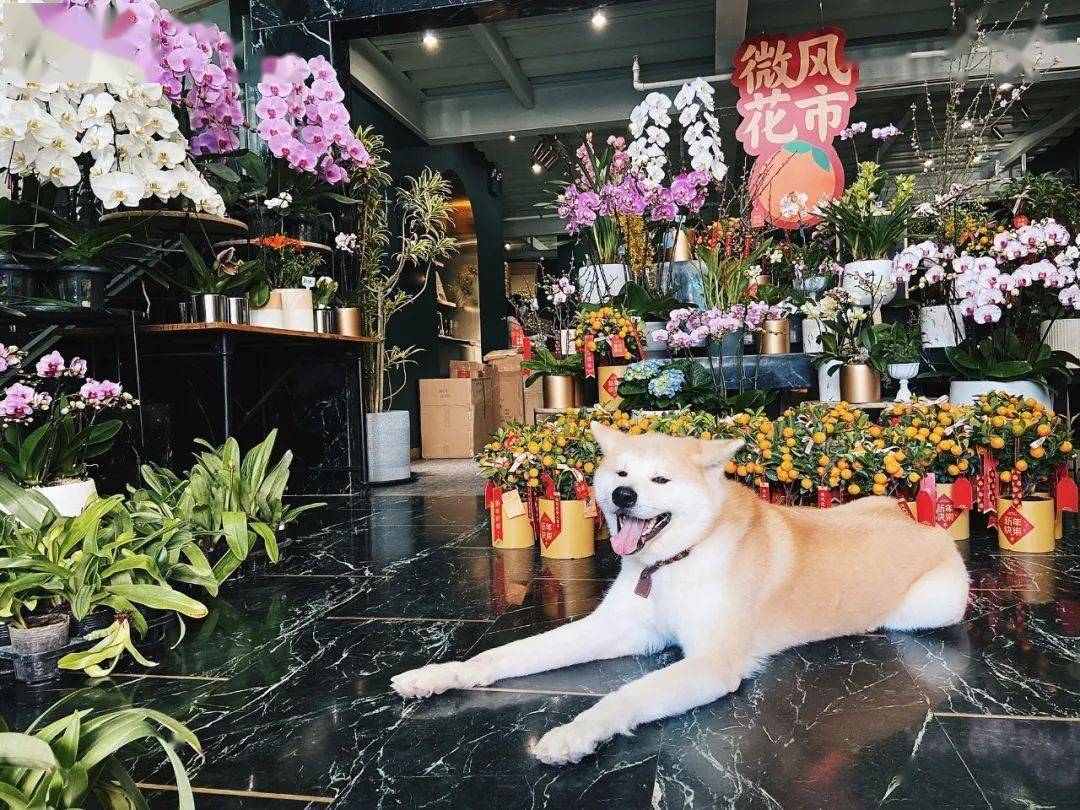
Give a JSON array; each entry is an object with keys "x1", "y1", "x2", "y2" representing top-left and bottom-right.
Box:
[{"x1": 731, "y1": 29, "x2": 859, "y2": 229}]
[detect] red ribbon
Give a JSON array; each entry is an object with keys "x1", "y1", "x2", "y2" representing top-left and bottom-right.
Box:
[
  {"x1": 817, "y1": 486, "x2": 832, "y2": 509},
  {"x1": 1056, "y1": 464, "x2": 1078, "y2": 513},
  {"x1": 758, "y1": 481, "x2": 770, "y2": 502},
  {"x1": 915, "y1": 473, "x2": 937, "y2": 527}
]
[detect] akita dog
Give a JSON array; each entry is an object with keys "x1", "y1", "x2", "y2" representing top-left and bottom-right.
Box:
[{"x1": 392, "y1": 424, "x2": 969, "y2": 765}]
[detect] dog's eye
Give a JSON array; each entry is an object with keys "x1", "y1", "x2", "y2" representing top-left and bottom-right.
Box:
[
  {"x1": 652, "y1": 476, "x2": 670, "y2": 485},
  {"x1": 617, "y1": 470, "x2": 628, "y2": 478}
]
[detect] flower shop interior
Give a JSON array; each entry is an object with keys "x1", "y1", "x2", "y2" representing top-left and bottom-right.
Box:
[{"x1": 5, "y1": 0, "x2": 1080, "y2": 806}]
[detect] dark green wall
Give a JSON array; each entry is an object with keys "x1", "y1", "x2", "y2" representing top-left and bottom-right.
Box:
[{"x1": 348, "y1": 88, "x2": 507, "y2": 448}]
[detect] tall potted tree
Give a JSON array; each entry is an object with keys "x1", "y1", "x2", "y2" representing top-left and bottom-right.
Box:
[{"x1": 341, "y1": 140, "x2": 458, "y2": 482}]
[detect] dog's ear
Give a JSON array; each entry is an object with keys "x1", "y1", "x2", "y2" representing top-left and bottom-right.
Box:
[
  {"x1": 591, "y1": 421, "x2": 623, "y2": 455},
  {"x1": 694, "y1": 438, "x2": 744, "y2": 470}
]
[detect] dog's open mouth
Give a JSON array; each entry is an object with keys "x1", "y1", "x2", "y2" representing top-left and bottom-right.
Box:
[{"x1": 611, "y1": 513, "x2": 672, "y2": 556}]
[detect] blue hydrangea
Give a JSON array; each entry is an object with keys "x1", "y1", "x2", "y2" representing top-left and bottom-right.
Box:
[
  {"x1": 648, "y1": 369, "x2": 685, "y2": 398},
  {"x1": 622, "y1": 359, "x2": 670, "y2": 382}
]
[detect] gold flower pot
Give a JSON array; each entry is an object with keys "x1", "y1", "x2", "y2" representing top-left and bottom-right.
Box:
[
  {"x1": 542, "y1": 374, "x2": 577, "y2": 410},
  {"x1": 839, "y1": 364, "x2": 881, "y2": 404},
  {"x1": 757, "y1": 318, "x2": 790, "y2": 355},
  {"x1": 996, "y1": 495, "x2": 1056, "y2": 553},
  {"x1": 335, "y1": 306, "x2": 361, "y2": 337},
  {"x1": 597, "y1": 365, "x2": 628, "y2": 410}
]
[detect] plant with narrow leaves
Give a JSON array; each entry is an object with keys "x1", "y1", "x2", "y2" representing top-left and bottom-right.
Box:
[{"x1": 0, "y1": 693, "x2": 199, "y2": 809}]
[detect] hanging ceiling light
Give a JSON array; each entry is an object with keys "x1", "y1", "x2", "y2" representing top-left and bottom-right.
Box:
[
  {"x1": 422, "y1": 30, "x2": 439, "y2": 49},
  {"x1": 508, "y1": 134, "x2": 517, "y2": 143},
  {"x1": 591, "y1": 9, "x2": 608, "y2": 29}
]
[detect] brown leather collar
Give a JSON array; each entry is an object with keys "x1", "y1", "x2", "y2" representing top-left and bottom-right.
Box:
[{"x1": 634, "y1": 548, "x2": 691, "y2": 598}]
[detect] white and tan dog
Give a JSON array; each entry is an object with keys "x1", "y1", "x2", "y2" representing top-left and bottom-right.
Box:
[{"x1": 392, "y1": 424, "x2": 969, "y2": 765}]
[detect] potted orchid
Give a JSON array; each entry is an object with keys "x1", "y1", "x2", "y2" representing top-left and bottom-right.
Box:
[
  {"x1": 312, "y1": 275, "x2": 338, "y2": 333},
  {"x1": 0, "y1": 350, "x2": 136, "y2": 515},
  {"x1": 817, "y1": 162, "x2": 915, "y2": 307}
]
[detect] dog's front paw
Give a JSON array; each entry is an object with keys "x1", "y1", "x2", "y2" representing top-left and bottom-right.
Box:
[
  {"x1": 390, "y1": 661, "x2": 481, "y2": 699},
  {"x1": 532, "y1": 718, "x2": 614, "y2": 765}
]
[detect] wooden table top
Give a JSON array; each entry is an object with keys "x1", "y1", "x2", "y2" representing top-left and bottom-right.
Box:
[{"x1": 139, "y1": 322, "x2": 379, "y2": 344}]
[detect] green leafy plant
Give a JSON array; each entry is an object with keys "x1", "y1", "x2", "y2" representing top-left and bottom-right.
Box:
[
  {"x1": 933, "y1": 335, "x2": 1076, "y2": 385},
  {"x1": 136, "y1": 430, "x2": 323, "y2": 584},
  {"x1": 996, "y1": 170, "x2": 1080, "y2": 228},
  {"x1": 520, "y1": 346, "x2": 584, "y2": 387},
  {"x1": 876, "y1": 318, "x2": 923, "y2": 365},
  {"x1": 178, "y1": 235, "x2": 264, "y2": 297},
  {"x1": 0, "y1": 694, "x2": 199, "y2": 810},
  {"x1": 818, "y1": 162, "x2": 916, "y2": 261},
  {"x1": 814, "y1": 320, "x2": 891, "y2": 374},
  {"x1": 312, "y1": 275, "x2": 338, "y2": 309},
  {"x1": 617, "y1": 359, "x2": 717, "y2": 412},
  {"x1": 611, "y1": 281, "x2": 683, "y2": 322}
]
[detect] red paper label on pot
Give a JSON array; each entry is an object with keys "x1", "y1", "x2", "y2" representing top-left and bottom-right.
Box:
[
  {"x1": 998, "y1": 506, "x2": 1035, "y2": 545},
  {"x1": 539, "y1": 493, "x2": 562, "y2": 547},
  {"x1": 817, "y1": 486, "x2": 832, "y2": 509},
  {"x1": 935, "y1": 493, "x2": 961, "y2": 530},
  {"x1": 602, "y1": 370, "x2": 621, "y2": 399}
]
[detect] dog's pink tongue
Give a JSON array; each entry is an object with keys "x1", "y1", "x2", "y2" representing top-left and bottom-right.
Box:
[{"x1": 611, "y1": 517, "x2": 647, "y2": 556}]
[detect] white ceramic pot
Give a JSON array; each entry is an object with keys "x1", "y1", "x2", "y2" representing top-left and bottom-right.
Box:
[
  {"x1": 888, "y1": 362, "x2": 921, "y2": 402},
  {"x1": 842, "y1": 259, "x2": 896, "y2": 307},
  {"x1": 920, "y1": 305, "x2": 966, "y2": 348},
  {"x1": 801, "y1": 318, "x2": 825, "y2": 353},
  {"x1": 33, "y1": 478, "x2": 97, "y2": 517},
  {"x1": 643, "y1": 321, "x2": 669, "y2": 359},
  {"x1": 1040, "y1": 319, "x2": 1080, "y2": 363},
  {"x1": 250, "y1": 307, "x2": 285, "y2": 328},
  {"x1": 277, "y1": 288, "x2": 314, "y2": 331},
  {"x1": 578, "y1": 264, "x2": 628, "y2": 304},
  {"x1": 817, "y1": 359, "x2": 842, "y2": 403},
  {"x1": 948, "y1": 380, "x2": 1053, "y2": 409},
  {"x1": 367, "y1": 410, "x2": 411, "y2": 484}
]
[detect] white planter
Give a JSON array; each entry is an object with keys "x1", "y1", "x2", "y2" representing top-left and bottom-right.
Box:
[
  {"x1": 842, "y1": 259, "x2": 897, "y2": 307},
  {"x1": 643, "y1": 321, "x2": 669, "y2": 359},
  {"x1": 34, "y1": 478, "x2": 97, "y2": 517},
  {"x1": 276, "y1": 288, "x2": 314, "y2": 331},
  {"x1": 801, "y1": 318, "x2": 825, "y2": 353},
  {"x1": 948, "y1": 380, "x2": 1053, "y2": 409},
  {"x1": 579, "y1": 264, "x2": 628, "y2": 304},
  {"x1": 1040, "y1": 319, "x2": 1080, "y2": 363},
  {"x1": 920, "y1": 305, "x2": 965, "y2": 348},
  {"x1": 559, "y1": 329, "x2": 577, "y2": 355},
  {"x1": 250, "y1": 306, "x2": 285, "y2": 328},
  {"x1": 367, "y1": 410, "x2": 411, "y2": 484},
  {"x1": 817, "y1": 359, "x2": 842, "y2": 403},
  {"x1": 888, "y1": 362, "x2": 921, "y2": 402}
]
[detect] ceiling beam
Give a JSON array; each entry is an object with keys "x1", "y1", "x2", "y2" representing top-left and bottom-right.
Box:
[
  {"x1": 469, "y1": 23, "x2": 535, "y2": 110},
  {"x1": 982, "y1": 91, "x2": 1080, "y2": 178},
  {"x1": 348, "y1": 40, "x2": 426, "y2": 138},
  {"x1": 714, "y1": 0, "x2": 747, "y2": 72}
]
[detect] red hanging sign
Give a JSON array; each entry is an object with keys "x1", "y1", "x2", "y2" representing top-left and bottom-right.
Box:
[
  {"x1": 539, "y1": 490, "x2": 562, "y2": 548},
  {"x1": 584, "y1": 339, "x2": 596, "y2": 379},
  {"x1": 914, "y1": 473, "x2": 937, "y2": 527},
  {"x1": 1055, "y1": 465, "x2": 1078, "y2": 513},
  {"x1": 609, "y1": 335, "x2": 627, "y2": 359},
  {"x1": 758, "y1": 480, "x2": 771, "y2": 502},
  {"x1": 731, "y1": 28, "x2": 858, "y2": 229},
  {"x1": 522, "y1": 335, "x2": 532, "y2": 362},
  {"x1": 951, "y1": 477, "x2": 973, "y2": 510},
  {"x1": 817, "y1": 485, "x2": 832, "y2": 509},
  {"x1": 510, "y1": 322, "x2": 524, "y2": 349}
]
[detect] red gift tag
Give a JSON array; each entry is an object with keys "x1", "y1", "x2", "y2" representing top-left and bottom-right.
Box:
[
  {"x1": 951, "y1": 476, "x2": 973, "y2": 509},
  {"x1": 1055, "y1": 465, "x2": 1078, "y2": 513},
  {"x1": 510, "y1": 322, "x2": 524, "y2": 348},
  {"x1": 584, "y1": 346, "x2": 596, "y2": 378},
  {"x1": 998, "y1": 505, "x2": 1035, "y2": 545},
  {"x1": 522, "y1": 335, "x2": 532, "y2": 362},
  {"x1": 817, "y1": 486, "x2": 833, "y2": 509},
  {"x1": 758, "y1": 481, "x2": 770, "y2": 502},
  {"x1": 915, "y1": 473, "x2": 937, "y2": 527},
  {"x1": 609, "y1": 335, "x2": 627, "y2": 359}
]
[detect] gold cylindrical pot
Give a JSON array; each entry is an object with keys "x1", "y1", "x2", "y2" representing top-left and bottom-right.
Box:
[
  {"x1": 489, "y1": 495, "x2": 535, "y2": 549},
  {"x1": 757, "y1": 318, "x2": 790, "y2": 355},
  {"x1": 597, "y1": 364, "x2": 628, "y2": 410},
  {"x1": 905, "y1": 482, "x2": 970, "y2": 540},
  {"x1": 538, "y1": 497, "x2": 596, "y2": 559},
  {"x1": 336, "y1": 306, "x2": 361, "y2": 337},
  {"x1": 543, "y1": 374, "x2": 577, "y2": 409},
  {"x1": 996, "y1": 495, "x2": 1055, "y2": 553},
  {"x1": 839, "y1": 364, "x2": 881, "y2": 404}
]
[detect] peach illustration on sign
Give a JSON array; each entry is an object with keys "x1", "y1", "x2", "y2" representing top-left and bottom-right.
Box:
[{"x1": 749, "y1": 140, "x2": 844, "y2": 228}]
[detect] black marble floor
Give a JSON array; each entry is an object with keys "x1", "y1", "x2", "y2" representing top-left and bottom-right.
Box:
[{"x1": 3, "y1": 494, "x2": 1079, "y2": 809}]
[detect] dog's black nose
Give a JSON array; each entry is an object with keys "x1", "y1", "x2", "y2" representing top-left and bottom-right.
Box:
[{"x1": 612, "y1": 486, "x2": 637, "y2": 508}]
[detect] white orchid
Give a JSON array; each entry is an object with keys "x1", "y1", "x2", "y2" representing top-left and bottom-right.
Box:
[
  {"x1": 678, "y1": 103, "x2": 700, "y2": 128},
  {"x1": 645, "y1": 125, "x2": 669, "y2": 147},
  {"x1": 91, "y1": 171, "x2": 146, "y2": 209},
  {"x1": 142, "y1": 107, "x2": 178, "y2": 137},
  {"x1": 76, "y1": 92, "x2": 116, "y2": 125},
  {"x1": 148, "y1": 140, "x2": 186, "y2": 168},
  {"x1": 34, "y1": 148, "x2": 80, "y2": 186}
]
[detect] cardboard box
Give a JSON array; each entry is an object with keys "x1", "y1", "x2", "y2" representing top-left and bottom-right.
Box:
[
  {"x1": 420, "y1": 378, "x2": 493, "y2": 459},
  {"x1": 483, "y1": 349, "x2": 545, "y2": 425},
  {"x1": 449, "y1": 360, "x2": 486, "y2": 379}
]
